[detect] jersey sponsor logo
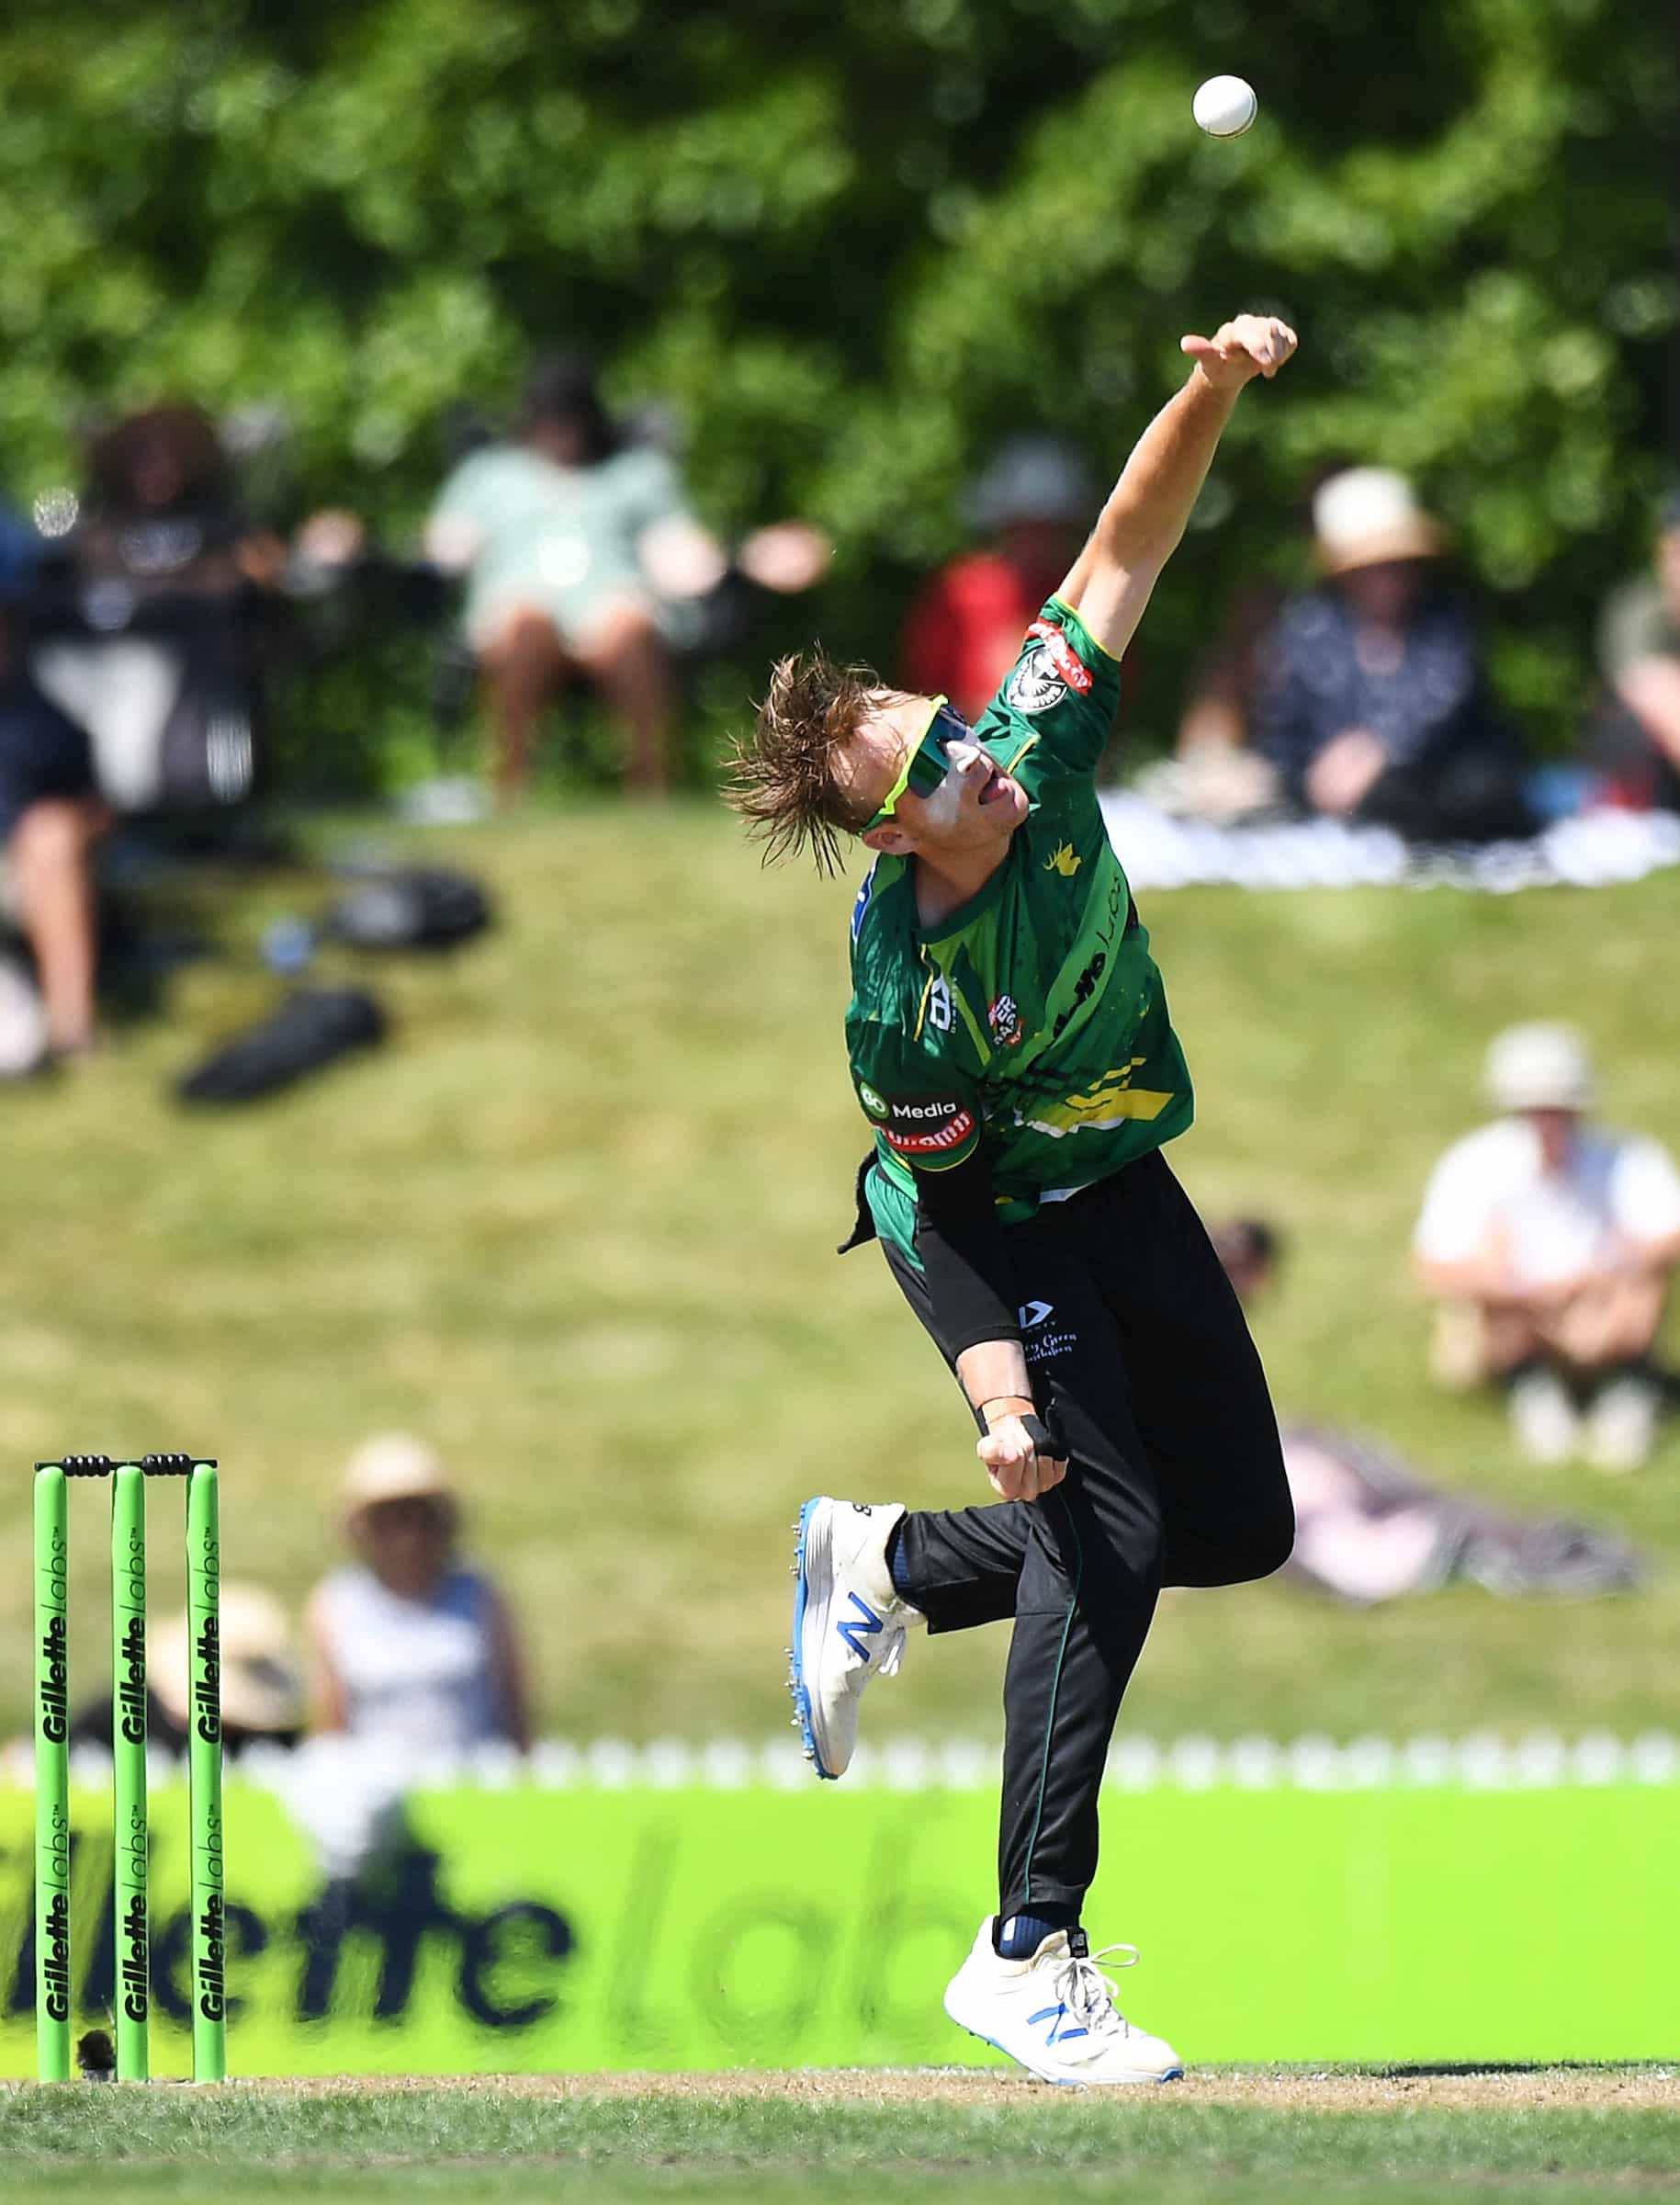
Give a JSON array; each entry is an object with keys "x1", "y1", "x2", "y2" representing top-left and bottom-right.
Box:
[
  {"x1": 988, "y1": 994, "x2": 1024, "y2": 1048},
  {"x1": 1019, "y1": 1300, "x2": 1054, "y2": 1329},
  {"x1": 858, "y1": 1081, "x2": 888, "y2": 1119},
  {"x1": 1026, "y1": 617, "x2": 1094, "y2": 695},
  {"x1": 1044, "y1": 842, "x2": 1082, "y2": 877},
  {"x1": 877, "y1": 1094, "x2": 977, "y2": 1157},
  {"x1": 923, "y1": 975, "x2": 954, "y2": 1034},
  {"x1": 1004, "y1": 644, "x2": 1068, "y2": 716}
]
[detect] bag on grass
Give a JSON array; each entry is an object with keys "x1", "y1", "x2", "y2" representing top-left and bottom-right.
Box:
[
  {"x1": 325, "y1": 866, "x2": 491, "y2": 952},
  {"x1": 176, "y1": 987, "x2": 386, "y2": 1104}
]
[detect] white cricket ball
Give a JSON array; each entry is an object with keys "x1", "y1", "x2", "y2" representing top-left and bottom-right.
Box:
[{"x1": 1193, "y1": 75, "x2": 1257, "y2": 139}]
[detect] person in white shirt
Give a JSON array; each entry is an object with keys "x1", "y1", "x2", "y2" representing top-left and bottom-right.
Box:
[
  {"x1": 304, "y1": 1434, "x2": 531, "y2": 1758},
  {"x1": 1414, "y1": 1023, "x2": 1680, "y2": 1470}
]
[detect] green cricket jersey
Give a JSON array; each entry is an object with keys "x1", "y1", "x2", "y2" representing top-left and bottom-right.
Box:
[{"x1": 846, "y1": 596, "x2": 1193, "y2": 1261}]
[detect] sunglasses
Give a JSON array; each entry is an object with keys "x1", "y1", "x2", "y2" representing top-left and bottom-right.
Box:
[{"x1": 862, "y1": 697, "x2": 975, "y2": 832}]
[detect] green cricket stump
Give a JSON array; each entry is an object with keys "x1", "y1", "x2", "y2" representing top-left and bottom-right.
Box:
[
  {"x1": 33, "y1": 1464, "x2": 71, "y2": 2082},
  {"x1": 112, "y1": 1463, "x2": 149, "y2": 2081},
  {"x1": 187, "y1": 1463, "x2": 226, "y2": 2083}
]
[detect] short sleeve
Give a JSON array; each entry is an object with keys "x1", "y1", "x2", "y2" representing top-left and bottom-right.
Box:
[
  {"x1": 1609, "y1": 1136, "x2": 1680, "y2": 1246},
  {"x1": 619, "y1": 446, "x2": 689, "y2": 536},
  {"x1": 972, "y1": 595, "x2": 1121, "y2": 789},
  {"x1": 851, "y1": 1028, "x2": 982, "y2": 1174},
  {"x1": 430, "y1": 451, "x2": 493, "y2": 527},
  {"x1": 1597, "y1": 580, "x2": 1673, "y2": 681},
  {"x1": 425, "y1": 451, "x2": 495, "y2": 567},
  {"x1": 1414, "y1": 1136, "x2": 1501, "y2": 1264}
]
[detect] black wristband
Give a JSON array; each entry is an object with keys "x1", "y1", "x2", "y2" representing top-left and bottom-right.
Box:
[{"x1": 1020, "y1": 1414, "x2": 1059, "y2": 1457}]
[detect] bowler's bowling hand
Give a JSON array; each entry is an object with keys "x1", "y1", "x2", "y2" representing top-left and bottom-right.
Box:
[
  {"x1": 978, "y1": 1415, "x2": 1068, "y2": 1504},
  {"x1": 1180, "y1": 315, "x2": 1298, "y2": 390}
]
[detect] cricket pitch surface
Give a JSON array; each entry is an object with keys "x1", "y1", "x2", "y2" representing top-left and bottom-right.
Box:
[{"x1": 4, "y1": 2065, "x2": 1676, "y2": 2202}]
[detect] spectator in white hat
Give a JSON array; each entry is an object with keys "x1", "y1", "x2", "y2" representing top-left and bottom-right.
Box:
[
  {"x1": 1414, "y1": 1024, "x2": 1680, "y2": 1469},
  {"x1": 1251, "y1": 468, "x2": 1532, "y2": 842},
  {"x1": 304, "y1": 1435, "x2": 531, "y2": 1758}
]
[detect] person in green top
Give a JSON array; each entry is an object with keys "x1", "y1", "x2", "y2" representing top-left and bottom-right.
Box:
[{"x1": 729, "y1": 313, "x2": 1299, "y2": 2086}]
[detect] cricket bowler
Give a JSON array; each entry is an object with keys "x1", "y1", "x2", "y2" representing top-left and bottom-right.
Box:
[{"x1": 729, "y1": 314, "x2": 1299, "y2": 2085}]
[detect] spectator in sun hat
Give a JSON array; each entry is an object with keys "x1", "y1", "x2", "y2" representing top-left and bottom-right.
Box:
[
  {"x1": 1414, "y1": 1023, "x2": 1680, "y2": 1471},
  {"x1": 303, "y1": 1434, "x2": 531, "y2": 1758},
  {"x1": 68, "y1": 1581, "x2": 305, "y2": 1761},
  {"x1": 1592, "y1": 488, "x2": 1680, "y2": 813},
  {"x1": 1252, "y1": 466, "x2": 1532, "y2": 842}
]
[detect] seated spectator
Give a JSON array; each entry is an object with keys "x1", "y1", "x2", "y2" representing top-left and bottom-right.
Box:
[
  {"x1": 1154, "y1": 581, "x2": 1288, "y2": 820},
  {"x1": 304, "y1": 1434, "x2": 531, "y2": 1757},
  {"x1": 1252, "y1": 468, "x2": 1532, "y2": 842},
  {"x1": 0, "y1": 596, "x2": 107, "y2": 1063},
  {"x1": 901, "y1": 436, "x2": 1094, "y2": 725},
  {"x1": 426, "y1": 351, "x2": 824, "y2": 801},
  {"x1": 68, "y1": 1582, "x2": 304, "y2": 1761},
  {"x1": 1594, "y1": 492, "x2": 1680, "y2": 812},
  {"x1": 1414, "y1": 1023, "x2": 1680, "y2": 1471},
  {"x1": 1213, "y1": 1219, "x2": 1642, "y2": 1602},
  {"x1": 30, "y1": 403, "x2": 273, "y2": 815}
]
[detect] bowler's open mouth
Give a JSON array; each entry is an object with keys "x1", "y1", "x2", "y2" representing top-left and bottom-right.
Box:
[{"x1": 977, "y1": 765, "x2": 1012, "y2": 807}]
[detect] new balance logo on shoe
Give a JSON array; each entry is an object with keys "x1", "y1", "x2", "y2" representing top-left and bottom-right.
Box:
[
  {"x1": 835, "y1": 1591, "x2": 884, "y2": 1660},
  {"x1": 1029, "y1": 2002, "x2": 1088, "y2": 2045}
]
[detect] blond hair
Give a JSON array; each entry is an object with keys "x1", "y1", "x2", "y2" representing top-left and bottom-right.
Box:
[{"x1": 725, "y1": 650, "x2": 899, "y2": 876}]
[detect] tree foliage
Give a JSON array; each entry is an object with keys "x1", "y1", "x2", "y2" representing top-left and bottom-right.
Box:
[{"x1": 0, "y1": 0, "x2": 1673, "y2": 755}]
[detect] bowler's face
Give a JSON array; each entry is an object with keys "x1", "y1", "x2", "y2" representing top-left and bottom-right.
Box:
[{"x1": 844, "y1": 695, "x2": 1029, "y2": 853}]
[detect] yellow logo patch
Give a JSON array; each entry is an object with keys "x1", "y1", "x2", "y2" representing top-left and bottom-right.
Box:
[{"x1": 1044, "y1": 842, "x2": 1082, "y2": 877}]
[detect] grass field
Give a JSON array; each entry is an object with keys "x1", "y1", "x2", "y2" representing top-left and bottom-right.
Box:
[
  {"x1": 3, "y1": 2072, "x2": 1678, "y2": 2202},
  {"x1": 1, "y1": 802, "x2": 1677, "y2": 1744}
]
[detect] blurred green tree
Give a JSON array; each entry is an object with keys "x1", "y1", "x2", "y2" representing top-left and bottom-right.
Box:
[{"x1": 0, "y1": 0, "x2": 1672, "y2": 771}]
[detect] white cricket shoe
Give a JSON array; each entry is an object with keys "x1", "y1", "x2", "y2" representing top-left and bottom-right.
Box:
[
  {"x1": 789, "y1": 1497, "x2": 922, "y2": 1780},
  {"x1": 1584, "y1": 1374, "x2": 1659, "y2": 1474},
  {"x1": 943, "y1": 1917, "x2": 1184, "y2": 2086},
  {"x1": 1508, "y1": 1369, "x2": 1579, "y2": 1465}
]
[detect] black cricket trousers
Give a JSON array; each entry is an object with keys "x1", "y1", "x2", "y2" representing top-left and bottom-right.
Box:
[{"x1": 884, "y1": 1149, "x2": 1294, "y2": 1923}]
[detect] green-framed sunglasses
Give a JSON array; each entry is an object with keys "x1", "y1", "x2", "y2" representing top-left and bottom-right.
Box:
[{"x1": 861, "y1": 696, "x2": 973, "y2": 832}]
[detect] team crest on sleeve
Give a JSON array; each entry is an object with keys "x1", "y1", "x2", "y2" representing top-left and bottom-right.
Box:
[
  {"x1": 1004, "y1": 645, "x2": 1068, "y2": 716},
  {"x1": 1004, "y1": 617, "x2": 1095, "y2": 715}
]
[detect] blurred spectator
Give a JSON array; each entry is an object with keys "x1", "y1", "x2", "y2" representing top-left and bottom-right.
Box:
[
  {"x1": 0, "y1": 524, "x2": 107, "y2": 1061},
  {"x1": 1252, "y1": 468, "x2": 1532, "y2": 842},
  {"x1": 1593, "y1": 491, "x2": 1680, "y2": 812},
  {"x1": 1213, "y1": 1219, "x2": 1642, "y2": 1601},
  {"x1": 304, "y1": 1434, "x2": 531, "y2": 1756},
  {"x1": 901, "y1": 436, "x2": 1095, "y2": 724},
  {"x1": 426, "y1": 350, "x2": 825, "y2": 801},
  {"x1": 30, "y1": 403, "x2": 271, "y2": 815},
  {"x1": 68, "y1": 1583, "x2": 304, "y2": 1761},
  {"x1": 1152, "y1": 581, "x2": 1288, "y2": 820},
  {"x1": 1414, "y1": 1023, "x2": 1680, "y2": 1471}
]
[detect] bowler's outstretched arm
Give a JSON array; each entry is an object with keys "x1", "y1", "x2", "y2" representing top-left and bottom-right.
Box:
[{"x1": 1058, "y1": 313, "x2": 1297, "y2": 661}]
